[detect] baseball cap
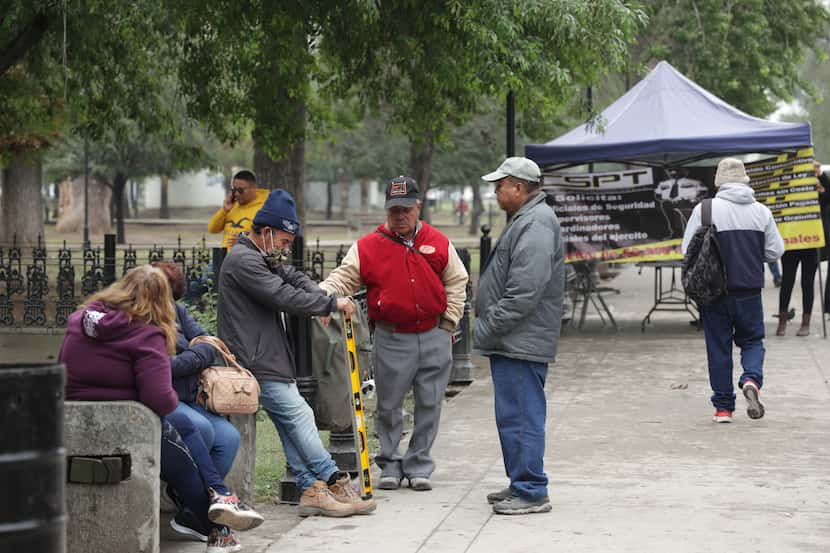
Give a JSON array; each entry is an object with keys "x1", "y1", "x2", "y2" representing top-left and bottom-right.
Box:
[
  {"x1": 385, "y1": 176, "x2": 420, "y2": 209},
  {"x1": 481, "y1": 156, "x2": 541, "y2": 183}
]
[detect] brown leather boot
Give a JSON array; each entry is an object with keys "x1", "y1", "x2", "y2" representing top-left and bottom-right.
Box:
[
  {"x1": 797, "y1": 313, "x2": 811, "y2": 336},
  {"x1": 329, "y1": 474, "x2": 377, "y2": 515},
  {"x1": 776, "y1": 312, "x2": 788, "y2": 336},
  {"x1": 298, "y1": 481, "x2": 356, "y2": 517}
]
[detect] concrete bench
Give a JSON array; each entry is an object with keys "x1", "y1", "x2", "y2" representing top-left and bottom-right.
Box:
[
  {"x1": 65, "y1": 401, "x2": 256, "y2": 552},
  {"x1": 64, "y1": 401, "x2": 161, "y2": 553}
]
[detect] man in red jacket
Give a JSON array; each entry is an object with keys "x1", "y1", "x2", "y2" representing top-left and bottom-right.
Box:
[{"x1": 321, "y1": 176, "x2": 469, "y2": 491}]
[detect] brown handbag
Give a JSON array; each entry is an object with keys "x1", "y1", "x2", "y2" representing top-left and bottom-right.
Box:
[{"x1": 190, "y1": 336, "x2": 261, "y2": 415}]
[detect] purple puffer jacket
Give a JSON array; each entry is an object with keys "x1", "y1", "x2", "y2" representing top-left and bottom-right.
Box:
[{"x1": 59, "y1": 300, "x2": 178, "y2": 417}]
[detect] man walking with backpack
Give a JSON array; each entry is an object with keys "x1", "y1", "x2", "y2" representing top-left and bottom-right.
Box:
[{"x1": 682, "y1": 158, "x2": 784, "y2": 423}]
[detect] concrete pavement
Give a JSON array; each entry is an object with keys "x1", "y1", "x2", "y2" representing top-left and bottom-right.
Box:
[{"x1": 151, "y1": 263, "x2": 830, "y2": 552}]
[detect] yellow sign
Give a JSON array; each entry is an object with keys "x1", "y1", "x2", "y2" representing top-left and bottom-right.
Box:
[{"x1": 746, "y1": 147, "x2": 825, "y2": 251}]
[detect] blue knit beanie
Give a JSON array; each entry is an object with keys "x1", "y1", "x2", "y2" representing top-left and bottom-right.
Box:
[{"x1": 253, "y1": 189, "x2": 301, "y2": 235}]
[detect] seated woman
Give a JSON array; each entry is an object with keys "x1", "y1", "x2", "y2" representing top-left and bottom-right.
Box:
[
  {"x1": 153, "y1": 261, "x2": 242, "y2": 536},
  {"x1": 59, "y1": 265, "x2": 263, "y2": 552}
]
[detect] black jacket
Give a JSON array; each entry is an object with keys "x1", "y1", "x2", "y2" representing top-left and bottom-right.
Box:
[
  {"x1": 171, "y1": 303, "x2": 215, "y2": 403},
  {"x1": 217, "y1": 235, "x2": 337, "y2": 382}
]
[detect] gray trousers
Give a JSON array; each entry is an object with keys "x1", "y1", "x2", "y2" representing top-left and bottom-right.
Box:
[{"x1": 372, "y1": 325, "x2": 452, "y2": 479}]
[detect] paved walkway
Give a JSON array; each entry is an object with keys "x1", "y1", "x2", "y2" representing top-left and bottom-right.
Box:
[{"x1": 155, "y1": 263, "x2": 830, "y2": 552}]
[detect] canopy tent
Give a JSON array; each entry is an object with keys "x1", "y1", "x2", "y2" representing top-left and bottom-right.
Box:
[{"x1": 525, "y1": 61, "x2": 812, "y2": 168}]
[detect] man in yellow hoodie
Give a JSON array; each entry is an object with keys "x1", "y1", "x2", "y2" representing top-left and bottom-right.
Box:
[{"x1": 208, "y1": 169, "x2": 269, "y2": 248}]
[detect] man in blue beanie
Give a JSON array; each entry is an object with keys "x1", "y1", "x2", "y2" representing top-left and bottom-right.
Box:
[{"x1": 217, "y1": 189, "x2": 376, "y2": 517}]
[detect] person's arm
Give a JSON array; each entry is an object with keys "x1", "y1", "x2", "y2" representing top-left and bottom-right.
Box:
[
  {"x1": 207, "y1": 206, "x2": 227, "y2": 234},
  {"x1": 277, "y1": 263, "x2": 330, "y2": 295},
  {"x1": 440, "y1": 243, "x2": 469, "y2": 329},
  {"x1": 475, "y1": 222, "x2": 555, "y2": 339},
  {"x1": 170, "y1": 305, "x2": 214, "y2": 379},
  {"x1": 232, "y1": 250, "x2": 339, "y2": 316},
  {"x1": 764, "y1": 210, "x2": 785, "y2": 262},
  {"x1": 133, "y1": 331, "x2": 179, "y2": 417},
  {"x1": 680, "y1": 204, "x2": 702, "y2": 254},
  {"x1": 319, "y1": 243, "x2": 363, "y2": 297}
]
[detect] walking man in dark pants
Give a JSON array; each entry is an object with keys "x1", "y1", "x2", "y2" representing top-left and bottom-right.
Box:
[{"x1": 475, "y1": 157, "x2": 565, "y2": 515}]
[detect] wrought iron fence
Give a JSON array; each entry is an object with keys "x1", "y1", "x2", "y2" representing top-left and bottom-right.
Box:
[{"x1": 0, "y1": 234, "x2": 478, "y2": 330}]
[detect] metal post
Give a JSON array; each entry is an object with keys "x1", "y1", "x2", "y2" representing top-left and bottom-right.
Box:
[
  {"x1": 450, "y1": 248, "x2": 474, "y2": 385},
  {"x1": 479, "y1": 225, "x2": 492, "y2": 275},
  {"x1": 102, "y1": 234, "x2": 116, "y2": 286},
  {"x1": 280, "y1": 235, "x2": 317, "y2": 504},
  {"x1": 506, "y1": 91, "x2": 515, "y2": 158},
  {"x1": 83, "y1": 129, "x2": 90, "y2": 246}
]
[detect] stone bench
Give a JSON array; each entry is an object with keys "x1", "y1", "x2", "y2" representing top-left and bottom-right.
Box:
[
  {"x1": 64, "y1": 401, "x2": 161, "y2": 553},
  {"x1": 64, "y1": 401, "x2": 256, "y2": 553}
]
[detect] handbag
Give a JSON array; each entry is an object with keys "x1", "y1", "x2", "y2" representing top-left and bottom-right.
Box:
[{"x1": 190, "y1": 335, "x2": 261, "y2": 415}]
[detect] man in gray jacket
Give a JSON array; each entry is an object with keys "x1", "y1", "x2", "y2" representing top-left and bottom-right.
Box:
[
  {"x1": 475, "y1": 157, "x2": 565, "y2": 515},
  {"x1": 218, "y1": 189, "x2": 376, "y2": 518}
]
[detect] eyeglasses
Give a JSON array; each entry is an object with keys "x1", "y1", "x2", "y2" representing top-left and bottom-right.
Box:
[{"x1": 232, "y1": 187, "x2": 248, "y2": 194}]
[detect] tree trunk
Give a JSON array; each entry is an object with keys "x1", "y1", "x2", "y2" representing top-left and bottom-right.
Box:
[
  {"x1": 0, "y1": 154, "x2": 44, "y2": 246},
  {"x1": 338, "y1": 173, "x2": 350, "y2": 219},
  {"x1": 469, "y1": 179, "x2": 484, "y2": 235},
  {"x1": 253, "y1": 104, "x2": 307, "y2": 228},
  {"x1": 409, "y1": 136, "x2": 434, "y2": 223},
  {"x1": 113, "y1": 172, "x2": 128, "y2": 244},
  {"x1": 159, "y1": 175, "x2": 170, "y2": 219},
  {"x1": 360, "y1": 177, "x2": 370, "y2": 214}
]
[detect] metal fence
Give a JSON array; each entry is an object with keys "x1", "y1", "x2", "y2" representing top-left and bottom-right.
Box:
[{"x1": 0, "y1": 234, "x2": 481, "y2": 331}]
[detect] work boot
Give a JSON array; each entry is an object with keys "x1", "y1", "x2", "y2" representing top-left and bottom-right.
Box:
[
  {"x1": 797, "y1": 313, "x2": 811, "y2": 336},
  {"x1": 298, "y1": 481, "x2": 355, "y2": 518},
  {"x1": 328, "y1": 474, "x2": 377, "y2": 515},
  {"x1": 776, "y1": 312, "x2": 788, "y2": 336}
]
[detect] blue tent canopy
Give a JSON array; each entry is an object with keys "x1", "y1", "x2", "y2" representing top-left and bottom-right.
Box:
[{"x1": 525, "y1": 61, "x2": 812, "y2": 168}]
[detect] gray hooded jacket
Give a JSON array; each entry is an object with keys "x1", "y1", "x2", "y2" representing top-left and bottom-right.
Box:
[
  {"x1": 217, "y1": 234, "x2": 337, "y2": 382},
  {"x1": 474, "y1": 192, "x2": 565, "y2": 363}
]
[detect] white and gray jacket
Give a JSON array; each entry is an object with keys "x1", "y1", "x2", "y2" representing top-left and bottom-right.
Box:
[{"x1": 681, "y1": 183, "x2": 784, "y2": 292}]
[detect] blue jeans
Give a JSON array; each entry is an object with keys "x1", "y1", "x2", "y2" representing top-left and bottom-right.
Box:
[
  {"x1": 259, "y1": 380, "x2": 338, "y2": 491},
  {"x1": 701, "y1": 293, "x2": 765, "y2": 411},
  {"x1": 161, "y1": 413, "x2": 227, "y2": 532},
  {"x1": 490, "y1": 355, "x2": 549, "y2": 501},
  {"x1": 173, "y1": 402, "x2": 240, "y2": 479}
]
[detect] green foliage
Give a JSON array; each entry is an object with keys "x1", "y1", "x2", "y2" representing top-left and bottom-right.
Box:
[
  {"x1": 0, "y1": 0, "x2": 180, "y2": 159},
  {"x1": 632, "y1": 0, "x2": 830, "y2": 117}
]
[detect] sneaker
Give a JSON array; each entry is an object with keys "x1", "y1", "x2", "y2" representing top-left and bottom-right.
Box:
[
  {"x1": 170, "y1": 509, "x2": 209, "y2": 542},
  {"x1": 408, "y1": 477, "x2": 432, "y2": 491},
  {"x1": 492, "y1": 494, "x2": 552, "y2": 515},
  {"x1": 207, "y1": 488, "x2": 265, "y2": 531},
  {"x1": 486, "y1": 487, "x2": 512, "y2": 504},
  {"x1": 713, "y1": 409, "x2": 733, "y2": 423},
  {"x1": 298, "y1": 481, "x2": 356, "y2": 517},
  {"x1": 742, "y1": 380, "x2": 765, "y2": 420},
  {"x1": 206, "y1": 527, "x2": 242, "y2": 553},
  {"x1": 328, "y1": 474, "x2": 377, "y2": 514},
  {"x1": 378, "y1": 475, "x2": 402, "y2": 490}
]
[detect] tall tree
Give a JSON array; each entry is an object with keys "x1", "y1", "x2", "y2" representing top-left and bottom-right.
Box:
[
  {"x1": 321, "y1": 0, "x2": 646, "y2": 221},
  {"x1": 0, "y1": 0, "x2": 180, "y2": 244},
  {"x1": 632, "y1": 0, "x2": 830, "y2": 117}
]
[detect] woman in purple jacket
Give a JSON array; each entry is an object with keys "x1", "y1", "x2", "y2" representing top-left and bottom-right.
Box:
[{"x1": 59, "y1": 265, "x2": 262, "y2": 552}]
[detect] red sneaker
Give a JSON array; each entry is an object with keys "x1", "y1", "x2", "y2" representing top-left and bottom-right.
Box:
[
  {"x1": 206, "y1": 527, "x2": 241, "y2": 552},
  {"x1": 713, "y1": 409, "x2": 733, "y2": 423},
  {"x1": 207, "y1": 488, "x2": 264, "y2": 531}
]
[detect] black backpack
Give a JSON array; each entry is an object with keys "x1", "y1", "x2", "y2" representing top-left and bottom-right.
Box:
[{"x1": 681, "y1": 199, "x2": 728, "y2": 306}]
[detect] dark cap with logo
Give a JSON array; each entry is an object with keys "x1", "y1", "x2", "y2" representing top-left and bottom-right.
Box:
[{"x1": 385, "y1": 176, "x2": 420, "y2": 209}]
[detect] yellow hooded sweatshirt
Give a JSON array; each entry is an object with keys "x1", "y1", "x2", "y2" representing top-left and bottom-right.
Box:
[{"x1": 208, "y1": 188, "x2": 269, "y2": 248}]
